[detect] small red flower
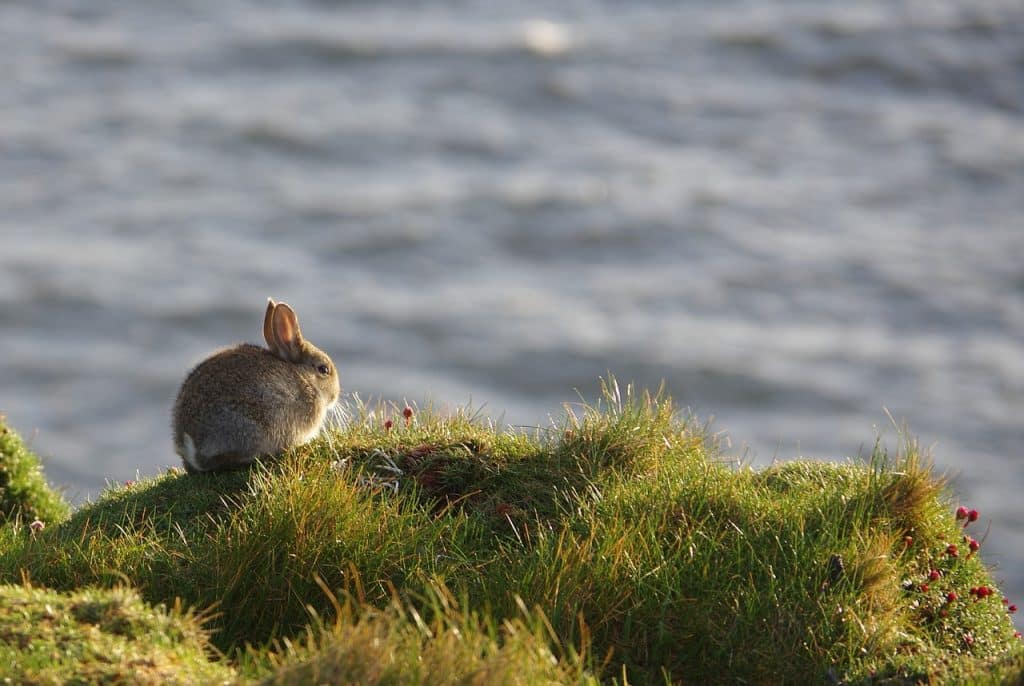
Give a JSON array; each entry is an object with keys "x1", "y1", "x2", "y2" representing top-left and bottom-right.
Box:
[
  {"x1": 973, "y1": 586, "x2": 992, "y2": 599},
  {"x1": 946, "y1": 591, "x2": 958, "y2": 603},
  {"x1": 928, "y1": 569, "x2": 941, "y2": 581},
  {"x1": 968, "y1": 538, "x2": 980, "y2": 553},
  {"x1": 1015, "y1": 631, "x2": 1022, "y2": 639},
  {"x1": 403, "y1": 406, "x2": 414, "y2": 420},
  {"x1": 920, "y1": 583, "x2": 930, "y2": 593},
  {"x1": 125, "y1": 480, "x2": 135, "y2": 487},
  {"x1": 964, "y1": 634, "x2": 974, "y2": 647},
  {"x1": 904, "y1": 535, "x2": 914, "y2": 547},
  {"x1": 384, "y1": 419, "x2": 393, "y2": 431},
  {"x1": 946, "y1": 544, "x2": 958, "y2": 557},
  {"x1": 1002, "y1": 598, "x2": 1009, "y2": 605},
  {"x1": 29, "y1": 519, "x2": 45, "y2": 533},
  {"x1": 967, "y1": 509, "x2": 979, "y2": 523},
  {"x1": 1010, "y1": 605, "x2": 1018, "y2": 613},
  {"x1": 956, "y1": 506, "x2": 969, "y2": 520}
]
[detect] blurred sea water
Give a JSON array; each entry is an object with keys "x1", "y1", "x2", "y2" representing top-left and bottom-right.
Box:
[{"x1": 2, "y1": 1, "x2": 1023, "y2": 608}]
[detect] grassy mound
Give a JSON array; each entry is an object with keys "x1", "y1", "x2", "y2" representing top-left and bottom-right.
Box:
[
  {"x1": 0, "y1": 415, "x2": 70, "y2": 525},
  {"x1": 1, "y1": 380, "x2": 1021, "y2": 683},
  {"x1": 0, "y1": 584, "x2": 234, "y2": 685}
]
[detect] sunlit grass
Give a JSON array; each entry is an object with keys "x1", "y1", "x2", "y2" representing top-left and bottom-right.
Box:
[
  {"x1": 0, "y1": 415, "x2": 70, "y2": 525},
  {"x1": 0, "y1": 583, "x2": 233, "y2": 685},
  {"x1": 1, "y1": 378, "x2": 1021, "y2": 684}
]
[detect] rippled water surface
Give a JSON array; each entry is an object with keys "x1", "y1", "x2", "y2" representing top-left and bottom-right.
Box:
[{"x1": 2, "y1": 0, "x2": 1023, "y2": 606}]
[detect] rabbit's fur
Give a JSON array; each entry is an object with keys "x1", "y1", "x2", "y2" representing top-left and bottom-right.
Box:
[{"x1": 172, "y1": 299, "x2": 340, "y2": 473}]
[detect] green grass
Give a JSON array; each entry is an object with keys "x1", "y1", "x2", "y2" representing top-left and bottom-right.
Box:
[
  {"x1": 1, "y1": 378, "x2": 1021, "y2": 684},
  {"x1": 0, "y1": 583, "x2": 234, "y2": 685},
  {"x1": 0, "y1": 414, "x2": 70, "y2": 525},
  {"x1": 255, "y1": 586, "x2": 597, "y2": 686}
]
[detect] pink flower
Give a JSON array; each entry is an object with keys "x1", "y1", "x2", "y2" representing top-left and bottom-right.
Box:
[
  {"x1": 903, "y1": 535, "x2": 914, "y2": 547},
  {"x1": 29, "y1": 519, "x2": 45, "y2": 532},
  {"x1": 946, "y1": 591, "x2": 958, "y2": 603},
  {"x1": 384, "y1": 419, "x2": 393, "y2": 431},
  {"x1": 956, "y1": 506, "x2": 969, "y2": 520},
  {"x1": 1010, "y1": 605, "x2": 1018, "y2": 613},
  {"x1": 972, "y1": 586, "x2": 992, "y2": 599},
  {"x1": 403, "y1": 406, "x2": 414, "y2": 424},
  {"x1": 928, "y1": 569, "x2": 941, "y2": 581}
]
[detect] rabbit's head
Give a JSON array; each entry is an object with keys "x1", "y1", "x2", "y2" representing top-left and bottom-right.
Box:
[{"x1": 263, "y1": 298, "x2": 340, "y2": 409}]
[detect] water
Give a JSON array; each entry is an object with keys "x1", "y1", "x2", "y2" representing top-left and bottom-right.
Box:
[{"x1": 2, "y1": 0, "x2": 1023, "y2": 611}]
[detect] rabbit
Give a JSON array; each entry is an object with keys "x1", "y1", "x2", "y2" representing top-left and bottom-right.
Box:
[{"x1": 172, "y1": 298, "x2": 340, "y2": 473}]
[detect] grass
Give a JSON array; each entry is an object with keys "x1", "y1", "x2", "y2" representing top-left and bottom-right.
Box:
[
  {"x1": 0, "y1": 583, "x2": 234, "y2": 685},
  {"x1": 1, "y1": 378, "x2": 1022, "y2": 684},
  {"x1": 0, "y1": 414, "x2": 70, "y2": 525},
  {"x1": 255, "y1": 586, "x2": 598, "y2": 686}
]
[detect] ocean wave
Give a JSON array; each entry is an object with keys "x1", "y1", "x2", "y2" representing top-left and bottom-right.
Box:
[
  {"x1": 712, "y1": 4, "x2": 1024, "y2": 111},
  {"x1": 231, "y1": 17, "x2": 577, "y2": 64}
]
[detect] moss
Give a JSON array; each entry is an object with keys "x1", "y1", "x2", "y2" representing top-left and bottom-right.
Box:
[
  {"x1": 0, "y1": 583, "x2": 234, "y2": 685},
  {"x1": 0, "y1": 415, "x2": 70, "y2": 526}
]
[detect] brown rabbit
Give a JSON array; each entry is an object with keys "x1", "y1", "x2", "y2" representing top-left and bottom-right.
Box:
[{"x1": 172, "y1": 299, "x2": 340, "y2": 473}]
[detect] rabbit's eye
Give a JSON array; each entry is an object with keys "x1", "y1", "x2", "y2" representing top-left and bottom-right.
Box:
[{"x1": 316, "y1": 364, "x2": 330, "y2": 376}]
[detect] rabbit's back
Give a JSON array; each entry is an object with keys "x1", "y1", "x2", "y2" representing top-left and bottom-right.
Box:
[{"x1": 173, "y1": 344, "x2": 325, "y2": 471}]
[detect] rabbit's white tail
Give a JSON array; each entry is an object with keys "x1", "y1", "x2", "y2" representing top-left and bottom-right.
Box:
[{"x1": 178, "y1": 433, "x2": 202, "y2": 472}]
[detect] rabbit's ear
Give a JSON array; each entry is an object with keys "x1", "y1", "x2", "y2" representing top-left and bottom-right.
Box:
[
  {"x1": 271, "y1": 303, "x2": 305, "y2": 363},
  {"x1": 263, "y1": 298, "x2": 278, "y2": 354}
]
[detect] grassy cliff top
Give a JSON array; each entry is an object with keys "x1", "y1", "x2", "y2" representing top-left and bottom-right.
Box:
[{"x1": 1, "y1": 380, "x2": 1022, "y2": 684}]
